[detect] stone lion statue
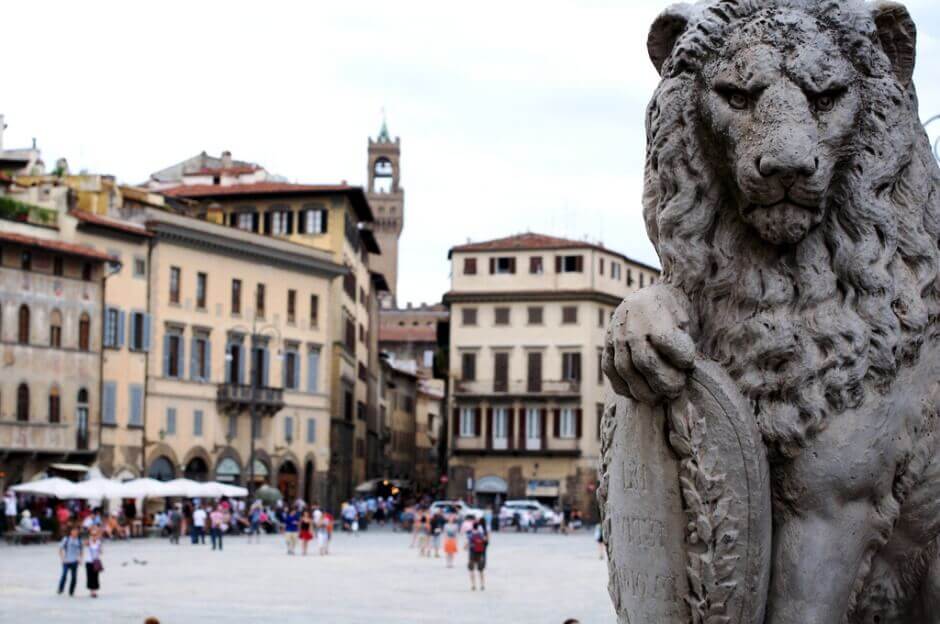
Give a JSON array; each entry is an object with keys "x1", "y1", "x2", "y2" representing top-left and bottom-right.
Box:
[{"x1": 602, "y1": 0, "x2": 940, "y2": 622}]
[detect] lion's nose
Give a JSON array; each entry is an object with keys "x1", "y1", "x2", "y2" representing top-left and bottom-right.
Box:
[{"x1": 757, "y1": 153, "x2": 818, "y2": 186}]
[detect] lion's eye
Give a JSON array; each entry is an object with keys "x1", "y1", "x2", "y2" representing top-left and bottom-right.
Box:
[
  {"x1": 815, "y1": 95, "x2": 835, "y2": 112},
  {"x1": 727, "y1": 91, "x2": 749, "y2": 110}
]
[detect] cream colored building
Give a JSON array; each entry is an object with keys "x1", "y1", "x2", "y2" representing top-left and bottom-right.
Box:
[{"x1": 444, "y1": 233, "x2": 660, "y2": 519}]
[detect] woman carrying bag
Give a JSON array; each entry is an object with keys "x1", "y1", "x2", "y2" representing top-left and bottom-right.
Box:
[{"x1": 85, "y1": 526, "x2": 103, "y2": 598}]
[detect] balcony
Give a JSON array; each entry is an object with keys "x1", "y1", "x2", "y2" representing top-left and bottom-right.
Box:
[
  {"x1": 452, "y1": 433, "x2": 581, "y2": 457},
  {"x1": 216, "y1": 383, "x2": 285, "y2": 416},
  {"x1": 0, "y1": 196, "x2": 59, "y2": 229},
  {"x1": 454, "y1": 379, "x2": 580, "y2": 399},
  {"x1": 0, "y1": 421, "x2": 96, "y2": 454}
]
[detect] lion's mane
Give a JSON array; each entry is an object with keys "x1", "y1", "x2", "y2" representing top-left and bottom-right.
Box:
[{"x1": 644, "y1": 0, "x2": 940, "y2": 459}]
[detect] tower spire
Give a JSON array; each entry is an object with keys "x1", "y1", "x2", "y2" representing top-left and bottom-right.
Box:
[{"x1": 377, "y1": 107, "x2": 391, "y2": 143}]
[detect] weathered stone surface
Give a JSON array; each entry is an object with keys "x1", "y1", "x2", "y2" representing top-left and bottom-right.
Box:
[{"x1": 602, "y1": 1, "x2": 940, "y2": 622}]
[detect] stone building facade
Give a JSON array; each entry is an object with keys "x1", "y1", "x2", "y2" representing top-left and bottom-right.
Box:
[{"x1": 443, "y1": 233, "x2": 660, "y2": 519}]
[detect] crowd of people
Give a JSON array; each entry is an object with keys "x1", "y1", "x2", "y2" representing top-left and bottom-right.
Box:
[{"x1": 407, "y1": 505, "x2": 490, "y2": 591}]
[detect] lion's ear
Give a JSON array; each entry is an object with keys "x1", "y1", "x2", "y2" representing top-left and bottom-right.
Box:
[
  {"x1": 648, "y1": 4, "x2": 692, "y2": 76},
  {"x1": 871, "y1": 1, "x2": 916, "y2": 87}
]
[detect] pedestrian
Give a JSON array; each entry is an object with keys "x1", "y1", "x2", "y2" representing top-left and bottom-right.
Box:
[
  {"x1": 249, "y1": 500, "x2": 262, "y2": 543},
  {"x1": 299, "y1": 510, "x2": 313, "y2": 555},
  {"x1": 467, "y1": 521, "x2": 488, "y2": 591},
  {"x1": 314, "y1": 507, "x2": 329, "y2": 556},
  {"x1": 192, "y1": 504, "x2": 207, "y2": 545},
  {"x1": 595, "y1": 523, "x2": 605, "y2": 559},
  {"x1": 443, "y1": 513, "x2": 459, "y2": 568},
  {"x1": 210, "y1": 506, "x2": 224, "y2": 551},
  {"x1": 57, "y1": 526, "x2": 83, "y2": 596},
  {"x1": 85, "y1": 527, "x2": 103, "y2": 598},
  {"x1": 284, "y1": 507, "x2": 299, "y2": 555},
  {"x1": 430, "y1": 509, "x2": 445, "y2": 558},
  {"x1": 3, "y1": 489, "x2": 16, "y2": 534},
  {"x1": 417, "y1": 513, "x2": 431, "y2": 557},
  {"x1": 169, "y1": 504, "x2": 182, "y2": 545},
  {"x1": 460, "y1": 514, "x2": 476, "y2": 547}
]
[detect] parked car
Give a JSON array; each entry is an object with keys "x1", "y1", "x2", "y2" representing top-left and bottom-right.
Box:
[
  {"x1": 499, "y1": 500, "x2": 561, "y2": 530},
  {"x1": 429, "y1": 500, "x2": 485, "y2": 521}
]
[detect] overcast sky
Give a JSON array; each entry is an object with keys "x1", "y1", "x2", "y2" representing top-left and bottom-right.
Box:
[{"x1": 3, "y1": 1, "x2": 939, "y2": 306}]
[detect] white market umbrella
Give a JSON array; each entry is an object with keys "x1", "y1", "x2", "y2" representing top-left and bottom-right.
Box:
[
  {"x1": 11, "y1": 477, "x2": 80, "y2": 499},
  {"x1": 118, "y1": 478, "x2": 175, "y2": 499},
  {"x1": 71, "y1": 478, "x2": 127, "y2": 500},
  {"x1": 162, "y1": 478, "x2": 207, "y2": 498},
  {"x1": 217, "y1": 483, "x2": 248, "y2": 498}
]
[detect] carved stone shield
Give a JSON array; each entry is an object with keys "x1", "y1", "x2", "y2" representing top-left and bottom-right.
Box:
[{"x1": 599, "y1": 360, "x2": 772, "y2": 624}]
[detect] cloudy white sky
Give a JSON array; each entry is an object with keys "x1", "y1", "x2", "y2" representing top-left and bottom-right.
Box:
[{"x1": 3, "y1": 1, "x2": 939, "y2": 306}]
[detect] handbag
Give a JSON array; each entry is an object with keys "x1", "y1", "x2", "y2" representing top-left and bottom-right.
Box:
[{"x1": 92, "y1": 559, "x2": 103, "y2": 573}]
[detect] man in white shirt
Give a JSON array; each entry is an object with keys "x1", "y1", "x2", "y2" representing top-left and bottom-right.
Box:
[
  {"x1": 192, "y1": 505, "x2": 208, "y2": 545},
  {"x1": 3, "y1": 490, "x2": 16, "y2": 533}
]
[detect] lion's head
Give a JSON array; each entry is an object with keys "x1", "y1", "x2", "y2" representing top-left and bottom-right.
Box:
[{"x1": 643, "y1": 0, "x2": 940, "y2": 456}]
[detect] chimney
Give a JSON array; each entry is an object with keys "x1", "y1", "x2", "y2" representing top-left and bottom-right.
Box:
[{"x1": 221, "y1": 150, "x2": 232, "y2": 169}]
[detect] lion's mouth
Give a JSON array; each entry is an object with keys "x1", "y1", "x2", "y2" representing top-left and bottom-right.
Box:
[
  {"x1": 741, "y1": 198, "x2": 825, "y2": 245},
  {"x1": 745, "y1": 198, "x2": 821, "y2": 215}
]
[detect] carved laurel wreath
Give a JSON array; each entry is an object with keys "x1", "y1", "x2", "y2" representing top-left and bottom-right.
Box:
[{"x1": 667, "y1": 398, "x2": 740, "y2": 624}]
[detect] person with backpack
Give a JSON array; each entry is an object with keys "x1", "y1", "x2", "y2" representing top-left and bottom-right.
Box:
[
  {"x1": 57, "y1": 525, "x2": 83, "y2": 596},
  {"x1": 467, "y1": 520, "x2": 488, "y2": 591}
]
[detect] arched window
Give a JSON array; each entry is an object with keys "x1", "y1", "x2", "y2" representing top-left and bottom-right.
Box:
[
  {"x1": 76, "y1": 389, "x2": 89, "y2": 449},
  {"x1": 49, "y1": 309, "x2": 62, "y2": 348},
  {"x1": 78, "y1": 313, "x2": 90, "y2": 351},
  {"x1": 148, "y1": 456, "x2": 176, "y2": 482},
  {"x1": 17, "y1": 305, "x2": 30, "y2": 344},
  {"x1": 48, "y1": 386, "x2": 60, "y2": 423},
  {"x1": 16, "y1": 383, "x2": 29, "y2": 422},
  {"x1": 371, "y1": 157, "x2": 394, "y2": 193}
]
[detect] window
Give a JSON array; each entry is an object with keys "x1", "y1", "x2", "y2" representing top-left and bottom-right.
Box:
[
  {"x1": 82, "y1": 262, "x2": 92, "y2": 281},
  {"x1": 169, "y1": 267, "x2": 181, "y2": 304},
  {"x1": 21, "y1": 251, "x2": 31, "y2": 271},
  {"x1": 459, "y1": 407, "x2": 477, "y2": 437},
  {"x1": 562, "y1": 305, "x2": 578, "y2": 324},
  {"x1": 102, "y1": 382, "x2": 117, "y2": 425},
  {"x1": 343, "y1": 270, "x2": 356, "y2": 300},
  {"x1": 493, "y1": 352, "x2": 509, "y2": 392},
  {"x1": 599, "y1": 258, "x2": 605, "y2": 275},
  {"x1": 527, "y1": 306, "x2": 543, "y2": 325},
  {"x1": 651, "y1": 275, "x2": 656, "y2": 284},
  {"x1": 166, "y1": 332, "x2": 183, "y2": 379},
  {"x1": 562, "y1": 351, "x2": 582, "y2": 382},
  {"x1": 53, "y1": 256, "x2": 64, "y2": 276},
  {"x1": 357, "y1": 401, "x2": 366, "y2": 421},
  {"x1": 557, "y1": 255, "x2": 584, "y2": 273},
  {"x1": 129, "y1": 385, "x2": 143, "y2": 426},
  {"x1": 558, "y1": 407, "x2": 578, "y2": 438},
  {"x1": 48, "y1": 386, "x2": 60, "y2": 423},
  {"x1": 133, "y1": 257, "x2": 146, "y2": 278},
  {"x1": 231, "y1": 279, "x2": 242, "y2": 315},
  {"x1": 359, "y1": 323, "x2": 365, "y2": 344},
  {"x1": 78, "y1": 313, "x2": 90, "y2": 350},
  {"x1": 344, "y1": 316, "x2": 355, "y2": 351},
  {"x1": 306, "y1": 418, "x2": 316, "y2": 443},
  {"x1": 270, "y1": 210, "x2": 292, "y2": 235},
  {"x1": 251, "y1": 345, "x2": 269, "y2": 387},
  {"x1": 494, "y1": 307, "x2": 510, "y2": 326},
  {"x1": 461, "y1": 307, "x2": 477, "y2": 326},
  {"x1": 17, "y1": 305, "x2": 29, "y2": 344},
  {"x1": 598, "y1": 307, "x2": 606, "y2": 328},
  {"x1": 228, "y1": 414, "x2": 238, "y2": 439},
  {"x1": 493, "y1": 408, "x2": 509, "y2": 449},
  {"x1": 227, "y1": 341, "x2": 243, "y2": 384},
  {"x1": 194, "y1": 410, "x2": 204, "y2": 437},
  {"x1": 287, "y1": 289, "x2": 297, "y2": 324},
  {"x1": 255, "y1": 283, "x2": 266, "y2": 319},
  {"x1": 129, "y1": 312, "x2": 150, "y2": 351},
  {"x1": 284, "y1": 351, "x2": 299, "y2": 389},
  {"x1": 529, "y1": 256, "x2": 543, "y2": 274},
  {"x1": 627, "y1": 268, "x2": 634, "y2": 286},
  {"x1": 492, "y1": 256, "x2": 516, "y2": 274},
  {"x1": 16, "y1": 383, "x2": 29, "y2": 421},
  {"x1": 76, "y1": 389, "x2": 89, "y2": 449},
  {"x1": 463, "y1": 258, "x2": 477, "y2": 275},
  {"x1": 284, "y1": 415, "x2": 294, "y2": 442},
  {"x1": 166, "y1": 408, "x2": 177, "y2": 435},
  {"x1": 307, "y1": 347, "x2": 320, "y2": 392},
  {"x1": 461, "y1": 352, "x2": 477, "y2": 381},
  {"x1": 302, "y1": 208, "x2": 327, "y2": 234},
  {"x1": 192, "y1": 334, "x2": 210, "y2": 381},
  {"x1": 237, "y1": 212, "x2": 255, "y2": 231},
  {"x1": 359, "y1": 287, "x2": 366, "y2": 305},
  {"x1": 423, "y1": 349, "x2": 434, "y2": 369},
  {"x1": 104, "y1": 308, "x2": 120, "y2": 347},
  {"x1": 527, "y1": 351, "x2": 542, "y2": 392},
  {"x1": 611, "y1": 262, "x2": 622, "y2": 280},
  {"x1": 309, "y1": 295, "x2": 319, "y2": 327},
  {"x1": 196, "y1": 272, "x2": 207, "y2": 309},
  {"x1": 49, "y1": 309, "x2": 62, "y2": 348},
  {"x1": 526, "y1": 408, "x2": 542, "y2": 449},
  {"x1": 640, "y1": 273, "x2": 645, "y2": 288}
]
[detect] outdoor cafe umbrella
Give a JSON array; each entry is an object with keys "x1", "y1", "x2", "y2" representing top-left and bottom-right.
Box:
[
  {"x1": 116, "y1": 478, "x2": 175, "y2": 499},
  {"x1": 11, "y1": 477, "x2": 80, "y2": 499},
  {"x1": 70, "y1": 477, "x2": 127, "y2": 500},
  {"x1": 216, "y1": 483, "x2": 249, "y2": 498},
  {"x1": 162, "y1": 478, "x2": 209, "y2": 498}
]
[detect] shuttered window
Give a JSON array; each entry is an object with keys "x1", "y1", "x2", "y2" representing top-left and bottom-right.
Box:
[
  {"x1": 493, "y1": 352, "x2": 509, "y2": 392},
  {"x1": 527, "y1": 351, "x2": 542, "y2": 392},
  {"x1": 102, "y1": 382, "x2": 117, "y2": 425},
  {"x1": 129, "y1": 385, "x2": 144, "y2": 426}
]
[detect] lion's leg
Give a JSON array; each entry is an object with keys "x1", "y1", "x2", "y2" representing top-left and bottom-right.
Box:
[{"x1": 765, "y1": 501, "x2": 881, "y2": 624}]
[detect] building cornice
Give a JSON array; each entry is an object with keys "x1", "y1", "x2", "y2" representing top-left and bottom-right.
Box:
[
  {"x1": 148, "y1": 220, "x2": 346, "y2": 279},
  {"x1": 443, "y1": 289, "x2": 624, "y2": 307}
]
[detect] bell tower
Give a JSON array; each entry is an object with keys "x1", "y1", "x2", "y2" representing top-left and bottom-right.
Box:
[{"x1": 367, "y1": 117, "x2": 404, "y2": 307}]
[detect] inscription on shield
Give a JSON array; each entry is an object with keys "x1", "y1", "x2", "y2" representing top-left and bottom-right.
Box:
[{"x1": 601, "y1": 361, "x2": 772, "y2": 624}]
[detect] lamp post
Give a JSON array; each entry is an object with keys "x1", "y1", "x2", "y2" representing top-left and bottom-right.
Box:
[
  {"x1": 925, "y1": 114, "x2": 940, "y2": 163},
  {"x1": 225, "y1": 315, "x2": 281, "y2": 498}
]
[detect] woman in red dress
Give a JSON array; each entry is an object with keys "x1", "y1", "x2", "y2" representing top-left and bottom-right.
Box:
[{"x1": 299, "y1": 510, "x2": 313, "y2": 556}]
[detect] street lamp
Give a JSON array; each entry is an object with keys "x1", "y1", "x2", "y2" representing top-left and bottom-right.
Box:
[
  {"x1": 224, "y1": 315, "x2": 282, "y2": 498},
  {"x1": 925, "y1": 114, "x2": 940, "y2": 163}
]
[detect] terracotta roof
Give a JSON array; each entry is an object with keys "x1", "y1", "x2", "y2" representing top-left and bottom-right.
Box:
[
  {"x1": 379, "y1": 325, "x2": 437, "y2": 343},
  {"x1": 447, "y1": 232, "x2": 661, "y2": 272},
  {"x1": 0, "y1": 230, "x2": 114, "y2": 262},
  {"x1": 70, "y1": 210, "x2": 153, "y2": 238},
  {"x1": 159, "y1": 182, "x2": 374, "y2": 222}
]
